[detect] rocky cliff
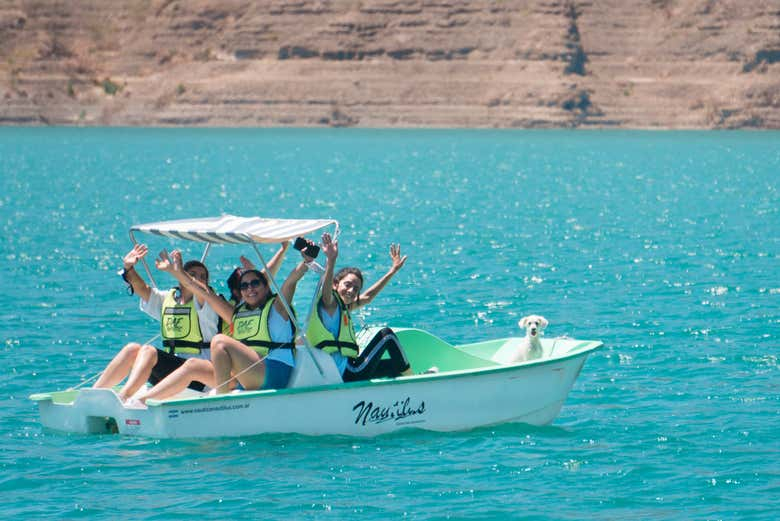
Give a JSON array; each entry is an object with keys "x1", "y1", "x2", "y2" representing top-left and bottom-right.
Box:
[{"x1": 1, "y1": 0, "x2": 779, "y2": 128}]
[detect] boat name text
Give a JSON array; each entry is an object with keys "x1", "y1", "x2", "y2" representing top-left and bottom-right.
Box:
[{"x1": 352, "y1": 397, "x2": 426, "y2": 426}]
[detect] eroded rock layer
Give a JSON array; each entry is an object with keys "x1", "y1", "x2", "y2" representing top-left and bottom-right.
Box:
[{"x1": 1, "y1": 0, "x2": 778, "y2": 127}]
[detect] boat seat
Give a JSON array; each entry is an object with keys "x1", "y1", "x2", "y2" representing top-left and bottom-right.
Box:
[
  {"x1": 394, "y1": 328, "x2": 500, "y2": 373},
  {"x1": 288, "y1": 345, "x2": 343, "y2": 388}
]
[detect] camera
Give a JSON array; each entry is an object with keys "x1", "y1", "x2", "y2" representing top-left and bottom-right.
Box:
[{"x1": 293, "y1": 237, "x2": 320, "y2": 259}]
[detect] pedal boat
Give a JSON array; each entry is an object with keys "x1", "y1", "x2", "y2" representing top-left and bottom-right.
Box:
[{"x1": 31, "y1": 216, "x2": 602, "y2": 438}]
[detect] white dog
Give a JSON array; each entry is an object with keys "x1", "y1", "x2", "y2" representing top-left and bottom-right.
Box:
[{"x1": 491, "y1": 314, "x2": 549, "y2": 364}]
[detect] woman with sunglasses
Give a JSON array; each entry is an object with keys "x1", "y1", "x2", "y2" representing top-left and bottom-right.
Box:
[
  {"x1": 133, "y1": 248, "x2": 312, "y2": 403},
  {"x1": 220, "y1": 243, "x2": 289, "y2": 334},
  {"x1": 94, "y1": 243, "x2": 288, "y2": 403},
  {"x1": 307, "y1": 232, "x2": 413, "y2": 382}
]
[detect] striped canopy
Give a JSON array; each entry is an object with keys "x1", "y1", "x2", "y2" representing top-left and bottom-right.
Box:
[{"x1": 130, "y1": 215, "x2": 337, "y2": 244}]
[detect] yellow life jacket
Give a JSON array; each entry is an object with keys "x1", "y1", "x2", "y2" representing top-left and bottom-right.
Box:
[
  {"x1": 219, "y1": 296, "x2": 238, "y2": 335},
  {"x1": 160, "y1": 288, "x2": 207, "y2": 355},
  {"x1": 306, "y1": 290, "x2": 359, "y2": 358},
  {"x1": 231, "y1": 295, "x2": 295, "y2": 356}
]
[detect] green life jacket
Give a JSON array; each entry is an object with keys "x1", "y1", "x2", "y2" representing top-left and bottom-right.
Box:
[
  {"x1": 306, "y1": 289, "x2": 359, "y2": 358},
  {"x1": 160, "y1": 288, "x2": 208, "y2": 355},
  {"x1": 219, "y1": 296, "x2": 238, "y2": 335},
  {"x1": 231, "y1": 295, "x2": 295, "y2": 356}
]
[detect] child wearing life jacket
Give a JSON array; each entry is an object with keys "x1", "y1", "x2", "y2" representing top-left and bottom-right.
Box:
[{"x1": 307, "y1": 232, "x2": 412, "y2": 382}]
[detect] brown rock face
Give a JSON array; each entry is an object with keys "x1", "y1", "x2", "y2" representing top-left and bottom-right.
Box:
[{"x1": 1, "y1": 0, "x2": 778, "y2": 128}]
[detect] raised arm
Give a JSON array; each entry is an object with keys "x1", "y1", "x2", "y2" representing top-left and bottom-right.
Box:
[
  {"x1": 355, "y1": 243, "x2": 407, "y2": 310},
  {"x1": 263, "y1": 241, "x2": 290, "y2": 277},
  {"x1": 273, "y1": 251, "x2": 312, "y2": 321},
  {"x1": 318, "y1": 232, "x2": 339, "y2": 313},
  {"x1": 238, "y1": 255, "x2": 255, "y2": 271},
  {"x1": 121, "y1": 244, "x2": 153, "y2": 302},
  {"x1": 233, "y1": 242, "x2": 288, "y2": 279},
  {"x1": 156, "y1": 250, "x2": 234, "y2": 324}
]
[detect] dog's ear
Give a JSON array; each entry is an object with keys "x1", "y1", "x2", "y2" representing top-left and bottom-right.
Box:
[
  {"x1": 518, "y1": 316, "x2": 528, "y2": 328},
  {"x1": 539, "y1": 316, "x2": 549, "y2": 329}
]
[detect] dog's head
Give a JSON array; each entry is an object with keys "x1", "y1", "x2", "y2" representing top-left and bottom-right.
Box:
[{"x1": 518, "y1": 315, "x2": 548, "y2": 338}]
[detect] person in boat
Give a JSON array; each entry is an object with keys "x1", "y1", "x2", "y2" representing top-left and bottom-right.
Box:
[
  {"x1": 134, "y1": 246, "x2": 314, "y2": 402},
  {"x1": 220, "y1": 247, "x2": 288, "y2": 334},
  {"x1": 307, "y1": 232, "x2": 413, "y2": 381},
  {"x1": 92, "y1": 243, "x2": 287, "y2": 402}
]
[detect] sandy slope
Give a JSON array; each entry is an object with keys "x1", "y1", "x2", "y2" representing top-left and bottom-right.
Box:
[{"x1": 1, "y1": 0, "x2": 778, "y2": 128}]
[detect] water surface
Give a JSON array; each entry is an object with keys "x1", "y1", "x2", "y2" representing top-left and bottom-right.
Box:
[{"x1": 1, "y1": 128, "x2": 778, "y2": 519}]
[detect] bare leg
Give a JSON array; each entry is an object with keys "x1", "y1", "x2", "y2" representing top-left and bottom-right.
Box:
[
  {"x1": 210, "y1": 334, "x2": 265, "y2": 393},
  {"x1": 118, "y1": 344, "x2": 159, "y2": 401},
  {"x1": 138, "y1": 358, "x2": 215, "y2": 403},
  {"x1": 93, "y1": 342, "x2": 141, "y2": 389}
]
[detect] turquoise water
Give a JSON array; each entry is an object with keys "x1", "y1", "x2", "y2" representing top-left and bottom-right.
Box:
[{"x1": 1, "y1": 128, "x2": 778, "y2": 519}]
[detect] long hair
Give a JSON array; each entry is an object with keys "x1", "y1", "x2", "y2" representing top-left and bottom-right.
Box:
[
  {"x1": 334, "y1": 267, "x2": 363, "y2": 305},
  {"x1": 226, "y1": 267, "x2": 242, "y2": 301},
  {"x1": 334, "y1": 267, "x2": 363, "y2": 287}
]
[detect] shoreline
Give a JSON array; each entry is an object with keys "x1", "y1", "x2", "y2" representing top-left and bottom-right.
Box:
[{"x1": 3, "y1": 124, "x2": 778, "y2": 132}]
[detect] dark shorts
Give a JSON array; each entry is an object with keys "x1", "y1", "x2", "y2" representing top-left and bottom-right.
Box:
[
  {"x1": 233, "y1": 359, "x2": 293, "y2": 391},
  {"x1": 261, "y1": 359, "x2": 294, "y2": 390},
  {"x1": 149, "y1": 348, "x2": 207, "y2": 392}
]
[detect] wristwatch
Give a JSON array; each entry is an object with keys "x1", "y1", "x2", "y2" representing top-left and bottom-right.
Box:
[{"x1": 117, "y1": 266, "x2": 135, "y2": 294}]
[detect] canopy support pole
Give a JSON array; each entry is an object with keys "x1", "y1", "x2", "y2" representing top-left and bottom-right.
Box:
[
  {"x1": 129, "y1": 229, "x2": 158, "y2": 288},
  {"x1": 200, "y1": 243, "x2": 211, "y2": 264},
  {"x1": 251, "y1": 243, "x2": 326, "y2": 378}
]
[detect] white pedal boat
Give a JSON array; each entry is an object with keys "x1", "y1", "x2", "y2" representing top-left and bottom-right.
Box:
[
  {"x1": 32, "y1": 328, "x2": 601, "y2": 438},
  {"x1": 30, "y1": 215, "x2": 602, "y2": 438}
]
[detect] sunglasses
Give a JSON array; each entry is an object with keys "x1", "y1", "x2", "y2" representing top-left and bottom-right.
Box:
[{"x1": 240, "y1": 279, "x2": 263, "y2": 290}]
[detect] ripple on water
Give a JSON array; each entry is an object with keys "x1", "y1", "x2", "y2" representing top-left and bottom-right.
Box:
[{"x1": 1, "y1": 129, "x2": 779, "y2": 519}]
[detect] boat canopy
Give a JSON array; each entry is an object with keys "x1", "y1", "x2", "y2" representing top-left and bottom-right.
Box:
[{"x1": 130, "y1": 215, "x2": 338, "y2": 245}]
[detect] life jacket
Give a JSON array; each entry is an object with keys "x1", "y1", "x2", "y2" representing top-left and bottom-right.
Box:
[
  {"x1": 306, "y1": 289, "x2": 359, "y2": 358},
  {"x1": 219, "y1": 296, "x2": 238, "y2": 335},
  {"x1": 231, "y1": 295, "x2": 295, "y2": 356},
  {"x1": 160, "y1": 288, "x2": 208, "y2": 355}
]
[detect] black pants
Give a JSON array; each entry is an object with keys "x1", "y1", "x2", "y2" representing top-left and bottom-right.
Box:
[
  {"x1": 343, "y1": 328, "x2": 410, "y2": 382},
  {"x1": 150, "y1": 349, "x2": 207, "y2": 392}
]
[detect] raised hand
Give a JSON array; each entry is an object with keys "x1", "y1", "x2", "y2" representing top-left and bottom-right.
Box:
[
  {"x1": 123, "y1": 243, "x2": 148, "y2": 270},
  {"x1": 321, "y1": 232, "x2": 338, "y2": 263},
  {"x1": 389, "y1": 243, "x2": 407, "y2": 273},
  {"x1": 169, "y1": 250, "x2": 183, "y2": 272},
  {"x1": 239, "y1": 255, "x2": 255, "y2": 271},
  {"x1": 155, "y1": 249, "x2": 173, "y2": 272},
  {"x1": 300, "y1": 248, "x2": 314, "y2": 264},
  {"x1": 298, "y1": 238, "x2": 317, "y2": 263}
]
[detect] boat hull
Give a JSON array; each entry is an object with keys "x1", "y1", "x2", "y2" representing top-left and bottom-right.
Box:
[{"x1": 32, "y1": 334, "x2": 600, "y2": 438}]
